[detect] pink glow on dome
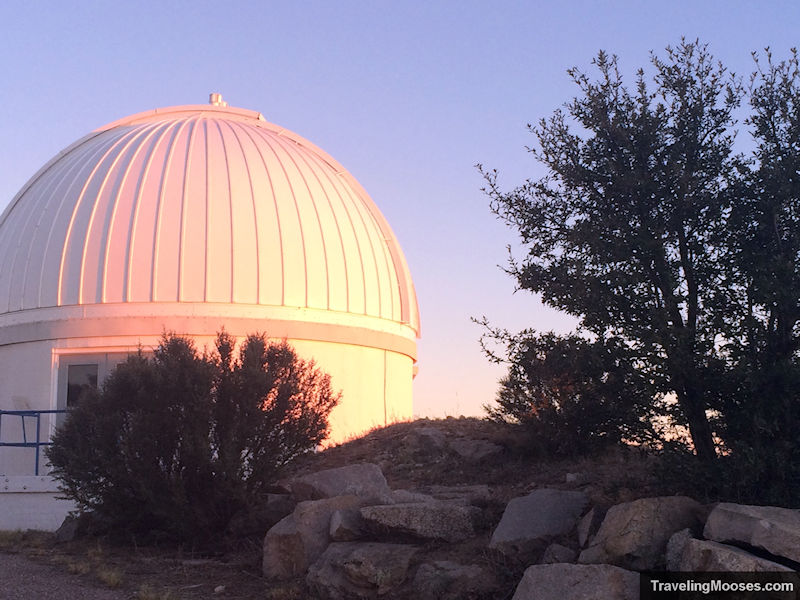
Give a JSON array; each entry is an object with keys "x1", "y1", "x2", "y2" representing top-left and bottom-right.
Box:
[{"x1": 0, "y1": 101, "x2": 419, "y2": 335}]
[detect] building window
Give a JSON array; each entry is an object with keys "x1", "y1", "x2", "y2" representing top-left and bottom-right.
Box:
[
  {"x1": 56, "y1": 353, "x2": 131, "y2": 414},
  {"x1": 66, "y1": 364, "x2": 99, "y2": 407}
]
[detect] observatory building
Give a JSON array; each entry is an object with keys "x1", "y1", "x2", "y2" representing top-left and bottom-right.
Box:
[{"x1": 0, "y1": 96, "x2": 419, "y2": 525}]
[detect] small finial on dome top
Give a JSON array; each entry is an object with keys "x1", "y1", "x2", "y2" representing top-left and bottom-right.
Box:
[{"x1": 209, "y1": 93, "x2": 227, "y2": 107}]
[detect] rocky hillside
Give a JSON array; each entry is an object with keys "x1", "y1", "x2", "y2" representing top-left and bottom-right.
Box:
[{"x1": 252, "y1": 418, "x2": 800, "y2": 599}]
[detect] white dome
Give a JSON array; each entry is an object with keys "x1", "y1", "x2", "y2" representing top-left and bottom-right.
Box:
[{"x1": 0, "y1": 101, "x2": 419, "y2": 334}]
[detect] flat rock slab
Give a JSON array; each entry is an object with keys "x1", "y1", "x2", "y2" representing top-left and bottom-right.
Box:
[
  {"x1": 512, "y1": 563, "x2": 639, "y2": 600},
  {"x1": 704, "y1": 502, "x2": 800, "y2": 564},
  {"x1": 307, "y1": 542, "x2": 417, "y2": 600},
  {"x1": 290, "y1": 463, "x2": 390, "y2": 501},
  {"x1": 579, "y1": 496, "x2": 702, "y2": 570},
  {"x1": 679, "y1": 538, "x2": 795, "y2": 572},
  {"x1": 489, "y1": 488, "x2": 588, "y2": 557},
  {"x1": 360, "y1": 501, "x2": 480, "y2": 542}
]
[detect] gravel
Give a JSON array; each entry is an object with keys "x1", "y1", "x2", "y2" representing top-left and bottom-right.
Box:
[{"x1": 0, "y1": 552, "x2": 127, "y2": 600}]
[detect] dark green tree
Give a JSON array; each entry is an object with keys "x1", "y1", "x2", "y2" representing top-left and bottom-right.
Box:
[
  {"x1": 481, "y1": 40, "x2": 743, "y2": 460},
  {"x1": 46, "y1": 332, "x2": 339, "y2": 543},
  {"x1": 720, "y1": 49, "x2": 800, "y2": 498}
]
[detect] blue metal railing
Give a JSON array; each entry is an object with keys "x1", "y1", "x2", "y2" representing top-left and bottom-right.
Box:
[{"x1": 0, "y1": 409, "x2": 67, "y2": 476}]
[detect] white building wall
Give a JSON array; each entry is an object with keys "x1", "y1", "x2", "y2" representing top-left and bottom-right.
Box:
[
  {"x1": 0, "y1": 476, "x2": 76, "y2": 531},
  {"x1": 0, "y1": 341, "x2": 55, "y2": 475}
]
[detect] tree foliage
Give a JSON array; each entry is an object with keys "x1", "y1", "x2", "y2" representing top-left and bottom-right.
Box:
[
  {"x1": 482, "y1": 40, "x2": 800, "y2": 480},
  {"x1": 46, "y1": 332, "x2": 340, "y2": 543},
  {"x1": 482, "y1": 326, "x2": 659, "y2": 454}
]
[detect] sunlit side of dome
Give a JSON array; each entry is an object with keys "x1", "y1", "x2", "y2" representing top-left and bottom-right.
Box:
[
  {"x1": 0, "y1": 103, "x2": 419, "y2": 331},
  {"x1": 0, "y1": 98, "x2": 419, "y2": 461}
]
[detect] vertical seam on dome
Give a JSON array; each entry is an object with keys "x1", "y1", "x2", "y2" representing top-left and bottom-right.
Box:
[
  {"x1": 40, "y1": 135, "x2": 118, "y2": 308},
  {"x1": 342, "y1": 176, "x2": 383, "y2": 317},
  {"x1": 237, "y1": 124, "x2": 284, "y2": 305},
  {"x1": 84, "y1": 127, "x2": 158, "y2": 304},
  {"x1": 117, "y1": 122, "x2": 168, "y2": 303},
  {"x1": 338, "y1": 171, "x2": 417, "y2": 332},
  {"x1": 254, "y1": 128, "x2": 307, "y2": 307},
  {"x1": 178, "y1": 118, "x2": 199, "y2": 302},
  {"x1": 10, "y1": 140, "x2": 76, "y2": 311},
  {"x1": 96, "y1": 123, "x2": 162, "y2": 304},
  {"x1": 366, "y1": 205, "x2": 397, "y2": 321},
  {"x1": 58, "y1": 127, "x2": 138, "y2": 305},
  {"x1": 271, "y1": 134, "x2": 331, "y2": 310},
  {"x1": 151, "y1": 119, "x2": 189, "y2": 301},
  {"x1": 225, "y1": 121, "x2": 260, "y2": 304},
  {"x1": 212, "y1": 119, "x2": 236, "y2": 304},
  {"x1": 272, "y1": 134, "x2": 310, "y2": 308},
  {"x1": 312, "y1": 159, "x2": 368, "y2": 316},
  {"x1": 295, "y1": 148, "x2": 350, "y2": 313}
]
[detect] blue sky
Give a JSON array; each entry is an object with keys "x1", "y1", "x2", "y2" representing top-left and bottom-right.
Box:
[{"x1": 1, "y1": 1, "x2": 799, "y2": 417}]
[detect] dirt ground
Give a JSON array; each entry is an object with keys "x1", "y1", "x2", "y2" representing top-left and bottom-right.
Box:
[{"x1": 0, "y1": 418, "x2": 663, "y2": 600}]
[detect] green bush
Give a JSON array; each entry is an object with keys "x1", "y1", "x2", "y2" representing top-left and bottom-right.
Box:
[{"x1": 46, "y1": 331, "x2": 340, "y2": 543}]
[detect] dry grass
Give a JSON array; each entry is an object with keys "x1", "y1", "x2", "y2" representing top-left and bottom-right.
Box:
[
  {"x1": 135, "y1": 584, "x2": 180, "y2": 600},
  {"x1": 96, "y1": 566, "x2": 124, "y2": 588}
]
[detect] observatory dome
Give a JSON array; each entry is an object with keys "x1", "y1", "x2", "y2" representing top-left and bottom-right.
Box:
[{"x1": 0, "y1": 96, "x2": 419, "y2": 450}]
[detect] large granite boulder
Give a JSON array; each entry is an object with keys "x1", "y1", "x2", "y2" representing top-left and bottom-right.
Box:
[
  {"x1": 512, "y1": 563, "x2": 639, "y2": 600},
  {"x1": 306, "y1": 542, "x2": 417, "y2": 600},
  {"x1": 290, "y1": 463, "x2": 391, "y2": 501},
  {"x1": 579, "y1": 496, "x2": 703, "y2": 570},
  {"x1": 263, "y1": 495, "x2": 363, "y2": 579},
  {"x1": 679, "y1": 538, "x2": 795, "y2": 572},
  {"x1": 412, "y1": 560, "x2": 497, "y2": 600},
  {"x1": 489, "y1": 488, "x2": 588, "y2": 557},
  {"x1": 360, "y1": 501, "x2": 480, "y2": 542},
  {"x1": 703, "y1": 503, "x2": 800, "y2": 564}
]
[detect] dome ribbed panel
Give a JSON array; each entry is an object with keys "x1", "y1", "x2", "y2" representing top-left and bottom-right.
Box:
[{"x1": 0, "y1": 105, "x2": 420, "y2": 336}]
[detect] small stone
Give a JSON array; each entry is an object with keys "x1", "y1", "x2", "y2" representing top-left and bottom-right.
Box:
[
  {"x1": 541, "y1": 543, "x2": 577, "y2": 564},
  {"x1": 565, "y1": 472, "x2": 587, "y2": 485}
]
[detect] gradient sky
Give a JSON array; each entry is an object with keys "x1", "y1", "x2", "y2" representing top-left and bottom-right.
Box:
[{"x1": 1, "y1": 1, "x2": 799, "y2": 418}]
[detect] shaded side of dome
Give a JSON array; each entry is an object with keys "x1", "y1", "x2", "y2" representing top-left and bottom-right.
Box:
[{"x1": 0, "y1": 106, "x2": 419, "y2": 334}]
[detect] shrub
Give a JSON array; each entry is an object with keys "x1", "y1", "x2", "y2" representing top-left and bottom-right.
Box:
[
  {"x1": 46, "y1": 331, "x2": 340, "y2": 544},
  {"x1": 483, "y1": 329, "x2": 659, "y2": 456}
]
